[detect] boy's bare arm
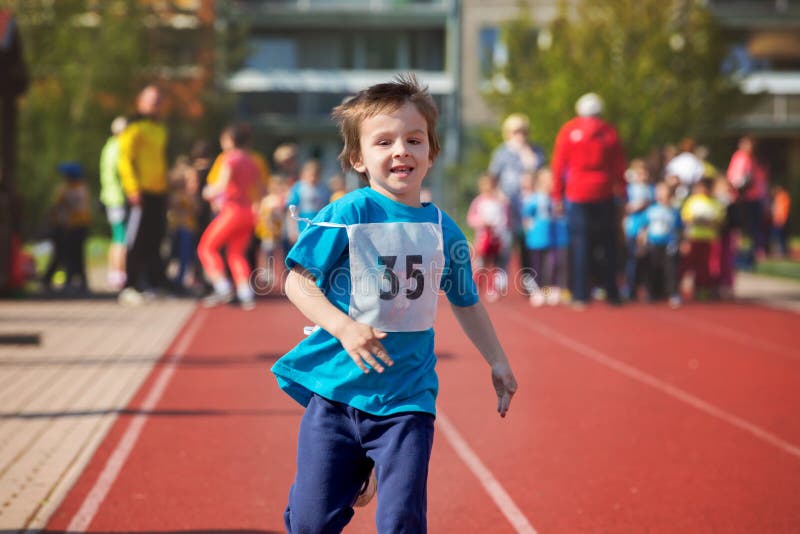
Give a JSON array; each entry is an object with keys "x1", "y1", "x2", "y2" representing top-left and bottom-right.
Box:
[
  {"x1": 450, "y1": 302, "x2": 518, "y2": 417},
  {"x1": 285, "y1": 266, "x2": 393, "y2": 374}
]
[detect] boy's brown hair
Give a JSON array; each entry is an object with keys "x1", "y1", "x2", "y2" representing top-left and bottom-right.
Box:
[{"x1": 331, "y1": 73, "x2": 440, "y2": 182}]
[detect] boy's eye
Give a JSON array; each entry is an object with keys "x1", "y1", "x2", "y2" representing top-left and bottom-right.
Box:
[{"x1": 408, "y1": 138, "x2": 422, "y2": 145}]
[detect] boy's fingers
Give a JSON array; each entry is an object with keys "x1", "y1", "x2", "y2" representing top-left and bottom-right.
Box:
[
  {"x1": 371, "y1": 342, "x2": 394, "y2": 366},
  {"x1": 498, "y1": 392, "x2": 511, "y2": 417},
  {"x1": 372, "y1": 328, "x2": 388, "y2": 339},
  {"x1": 348, "y1": 351, "x2": 370, "y2": 374},
  {"x1": 360, "y1": 351, "x2": 385, "y2": 373}
]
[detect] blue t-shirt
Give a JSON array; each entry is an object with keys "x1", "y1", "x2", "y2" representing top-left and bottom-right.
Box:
[
  {"x1": 521, "y1": 192, "x2": 554, "y2": 250},
  {"x1": 271, "y1": 187, "x2": 478, "y2": 417},
  {"x1": 623, "y1": 183, "x2": 655, "y2": 238},
  {"x1": 644, "y1": 203, "x2": 681, "y2": 246}
]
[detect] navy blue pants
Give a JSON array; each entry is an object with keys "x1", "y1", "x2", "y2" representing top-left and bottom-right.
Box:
[
  {"x1": 566, "y1": 199, "x2": 621, "y2": 303},
  {"x1": 284, "y1": 394, "x2": 435, "y2": 534}
]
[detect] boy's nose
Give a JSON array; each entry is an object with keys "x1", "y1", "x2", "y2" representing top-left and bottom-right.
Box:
[{"x1": 392, "y1": 141, "x2": 410, "y2": 157}]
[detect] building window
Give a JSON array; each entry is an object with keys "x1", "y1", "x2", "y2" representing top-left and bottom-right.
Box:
[
  {"x1": 240, "y1": 92, "x2": 300, "y2": 116},
  {"x1": 364, "y1": 30, "x2": 400, "y2": 69},
  {"x1": 410, "y1": 29, "x2": 445, "y2": 70},
  {"x1": 246, "y1": 37, "x2": 298, "y2": 70},
  {"x1": 478, "y1": 26, "x2": 509, "y2": 92}
]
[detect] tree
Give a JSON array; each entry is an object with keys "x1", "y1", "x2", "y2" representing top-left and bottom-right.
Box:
[
  {"x1": 6, "y1": 0, "x2": 235, "y2": 239},
  {"x1": 487, "y1": 0, "x2": 746, "y2": 160}
]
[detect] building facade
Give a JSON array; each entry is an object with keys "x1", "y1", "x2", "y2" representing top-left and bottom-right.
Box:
[
  {"x1": 709, "y1": 0, "x2": 800, "y2": 189},
  {"x1": 220, "y1": 0, "x2": 460, "y2": 204}
]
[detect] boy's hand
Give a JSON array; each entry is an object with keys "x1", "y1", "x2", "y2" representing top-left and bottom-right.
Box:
[
  {"x1": 337, "y1": 321, "x2": 393, "y2": 374},
  {"x1": 491, "y1": 363, "x2": 517, "y2": 417}
]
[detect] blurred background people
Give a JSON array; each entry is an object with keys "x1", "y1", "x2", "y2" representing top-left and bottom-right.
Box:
[
  {"x1": 99, "y1": 115, "x2": 128, "y2": 291},
  {"x1": 621, "y1": 159, "x2": 654, "y2": 301},
  {"x1": 286, "y1": 159, "x2": 329, "y2": 238},
  {"x1": 167, "y1": 155, "x2": 199, "y2": 292},
  {"x1": 770, "y1": 184, "x2": 791, "y2": 258},
  {"x1": 467, "y1": 173, "x2": 510, "y2": 301},
  {"x1": 642, "y1": 182, "x2": 682, "y2": 307},
  {"x1": 198, "y1": 124, "x2": 263, "y2": 311},
  {"x1": 551, "y1": 92, "x2": 626, "y2": 309},
  {"x1": 680, "y1": 178, "x2": 724, "y2": 300},
  {"x1": 42, "y1": 163, "x2": 90, "y2": 295},
  {"x1": 665, "y1": 138, "x2": 705, "y2": 204},
  {"x1": 489, "y1": 113, "x2": 547, "y2": 284},
  {"x1": 117, "y1": 85, "x2": 170, "y2": 304},
  {"x1": 726, "y1": 135, "x2": 770, "y2": 269}
]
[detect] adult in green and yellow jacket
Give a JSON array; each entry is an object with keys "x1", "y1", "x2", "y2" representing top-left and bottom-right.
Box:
[{"x1": 117, "y1": 85, "x2": 171, "y2": 299}]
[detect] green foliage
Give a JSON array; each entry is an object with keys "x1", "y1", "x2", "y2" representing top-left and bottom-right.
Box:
[
  {"x1": 487, "y1": 0, "x2": 746, "y2": 159},
  {"x1": 5, "y1": 0, "x2": 239, "y2": 239}
]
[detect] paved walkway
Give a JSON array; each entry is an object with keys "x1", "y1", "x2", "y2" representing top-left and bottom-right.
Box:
[
  {"x1": 0, "y1": 298, "x2": 195, "y2": 532},
  {"x1": 0, "y1": 272, "x2": 797, "y2": 533}
]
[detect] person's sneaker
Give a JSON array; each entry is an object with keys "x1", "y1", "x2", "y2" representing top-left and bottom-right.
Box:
[
  {"x1": 354, "y1": 470, "x2": 377, "y2": 507},
  {"x1": 546, "y1": 287, "x2": 561, "y2": 306},
  {"x1": 668, "y1": 295, "x2": 682, "y2": 309},
  {"x1": 240, "y1": 298, "x2": 256, "y2": 311},
  {"x1": 118, "y1": 287, "x2": 144, "y2": 306},
  {"x1": 202, "y1": 290, "x2": 234, "y2": 308},
  {"x1": 529, "y1": 291, "x2": 545, "y2": 307}
]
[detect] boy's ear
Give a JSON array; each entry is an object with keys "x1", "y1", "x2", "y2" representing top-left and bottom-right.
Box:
[{"x1": 351, "y1": 155, "x2": 366, "y2": 174}]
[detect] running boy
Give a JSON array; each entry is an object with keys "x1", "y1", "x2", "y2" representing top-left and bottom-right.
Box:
[{"x1": 272, "y1": 74, "x2": 518, "y2": 533}]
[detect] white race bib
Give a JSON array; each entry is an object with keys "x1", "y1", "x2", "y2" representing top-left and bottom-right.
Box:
[
  {"x1": 290, "y1": 205, "x2": 445, "y2": 332},
  {"x1": 347, "y1": 215, "x2": 444, "y2": 332}
]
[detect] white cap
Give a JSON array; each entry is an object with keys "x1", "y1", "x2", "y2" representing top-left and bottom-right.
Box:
[{"x1": 575, "y1": 93, "x2": 604, "y2": 117}]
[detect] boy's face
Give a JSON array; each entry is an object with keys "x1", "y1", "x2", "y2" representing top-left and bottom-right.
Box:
[{"x1": 352, "y1": 102, "x2": 433, "y2": 206}]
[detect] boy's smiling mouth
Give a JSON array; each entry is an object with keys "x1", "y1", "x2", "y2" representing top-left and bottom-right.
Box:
[{"x1": 390, "y1": 164, "x2": 414, "y2": 176}]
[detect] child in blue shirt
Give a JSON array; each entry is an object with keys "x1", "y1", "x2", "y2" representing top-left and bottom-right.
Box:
[
  {"x1": 643, "y1": 182, "x2": 683, "y2": 307},
  {"x1": 272, "y1": 74, "x2": 518, "y2": 533},
  {"x1": 622, "y1": 159, "x2": 654, "y2": 300},
  {"x1": 521, "y1": 170, "x2": 554, "y2": 306}
]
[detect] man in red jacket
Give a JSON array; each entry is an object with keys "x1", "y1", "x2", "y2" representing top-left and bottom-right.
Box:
[{"x1": 551, "y1": 93, "x2": 626, "y2": 309}]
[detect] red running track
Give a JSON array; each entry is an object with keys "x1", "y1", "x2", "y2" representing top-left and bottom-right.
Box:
[{"x1": 47, "y1": 294, "x2": 800, "y2": 533}]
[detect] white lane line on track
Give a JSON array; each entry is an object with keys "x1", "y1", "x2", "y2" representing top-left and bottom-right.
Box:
[
  {"x1": 437, "y1": 410, "x2": 537, "y2": 534},
  {"x1": 650, "y1": 308, "x2": 799, "y2": 362},
  {"x1": 67, "y1": 308, "x2": 205, "y2": 532},
  {"x1": 501, "y1": 310, "x2": 800, "y2": 461}
]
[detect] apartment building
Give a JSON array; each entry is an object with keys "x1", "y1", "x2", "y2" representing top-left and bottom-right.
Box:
[
  {"x1": 709, "y1": 0, "x2": 800, "y2": 185},
  {"x1": 220, "y1": 0, "x2": 460, "y2": 203}
]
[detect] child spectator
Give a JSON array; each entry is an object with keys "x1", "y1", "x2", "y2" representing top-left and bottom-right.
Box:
[
  {"x1": 42, "y1": 163, "x2": 91, "y2": 294},
  {"x1": 550, "y1": 177, "x2": 569, "y2": 305},
  {"x1": 255, "y1": 176, "x2": 287, "y2": 288},
  {"x1": 712, "y1": 176, "x2": 739, "y2": 299},
  {"x1": 272, "y1": 75, "x2": 517, "y2": 532},
  {"x1": 466, "y1": 173, "x2": 511, "y2": 301},
  {"x1": 521, "y1": 169, "x2": 556, "y2": 306},
  {"x1": 286, "y1": 160, "x2": 330, "y2": 241},
  {"x1": 680, "y1": 178, "x2": 724, "y2": 300},
  {"x1": 771, "y1": 184, "x2": 791, "y2": 257},
  {"x1": 621, "y1": 159, "x2": 654, "y2": 300},
  {"x1": 328, "y1": 173, "x2": 348, "y2": 203},
  {"x1": 167, "y1": 156, "x2": 199, "y2": 291},
  {"x1": 642, "y1": 182, "x2": 682, "y2": 307}
]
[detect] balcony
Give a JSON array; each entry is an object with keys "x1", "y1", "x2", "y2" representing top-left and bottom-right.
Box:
[
  {"x1": 709, "y1": 0, "x2": 800, "y2": 28},
  {"x1": 228, "y1": 68, "x2": 455, "y2": 94},
  {"x1": 731, "y1": 73, "x2": 800, "y2": 130},
  {"x1": 224, "y1": 0, "x2": 453, "y2": 27}
]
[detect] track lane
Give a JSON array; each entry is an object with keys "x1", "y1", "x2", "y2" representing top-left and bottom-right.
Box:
[{"x1": 433, "y1": 297, "x2": 800, "y2": 532}]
